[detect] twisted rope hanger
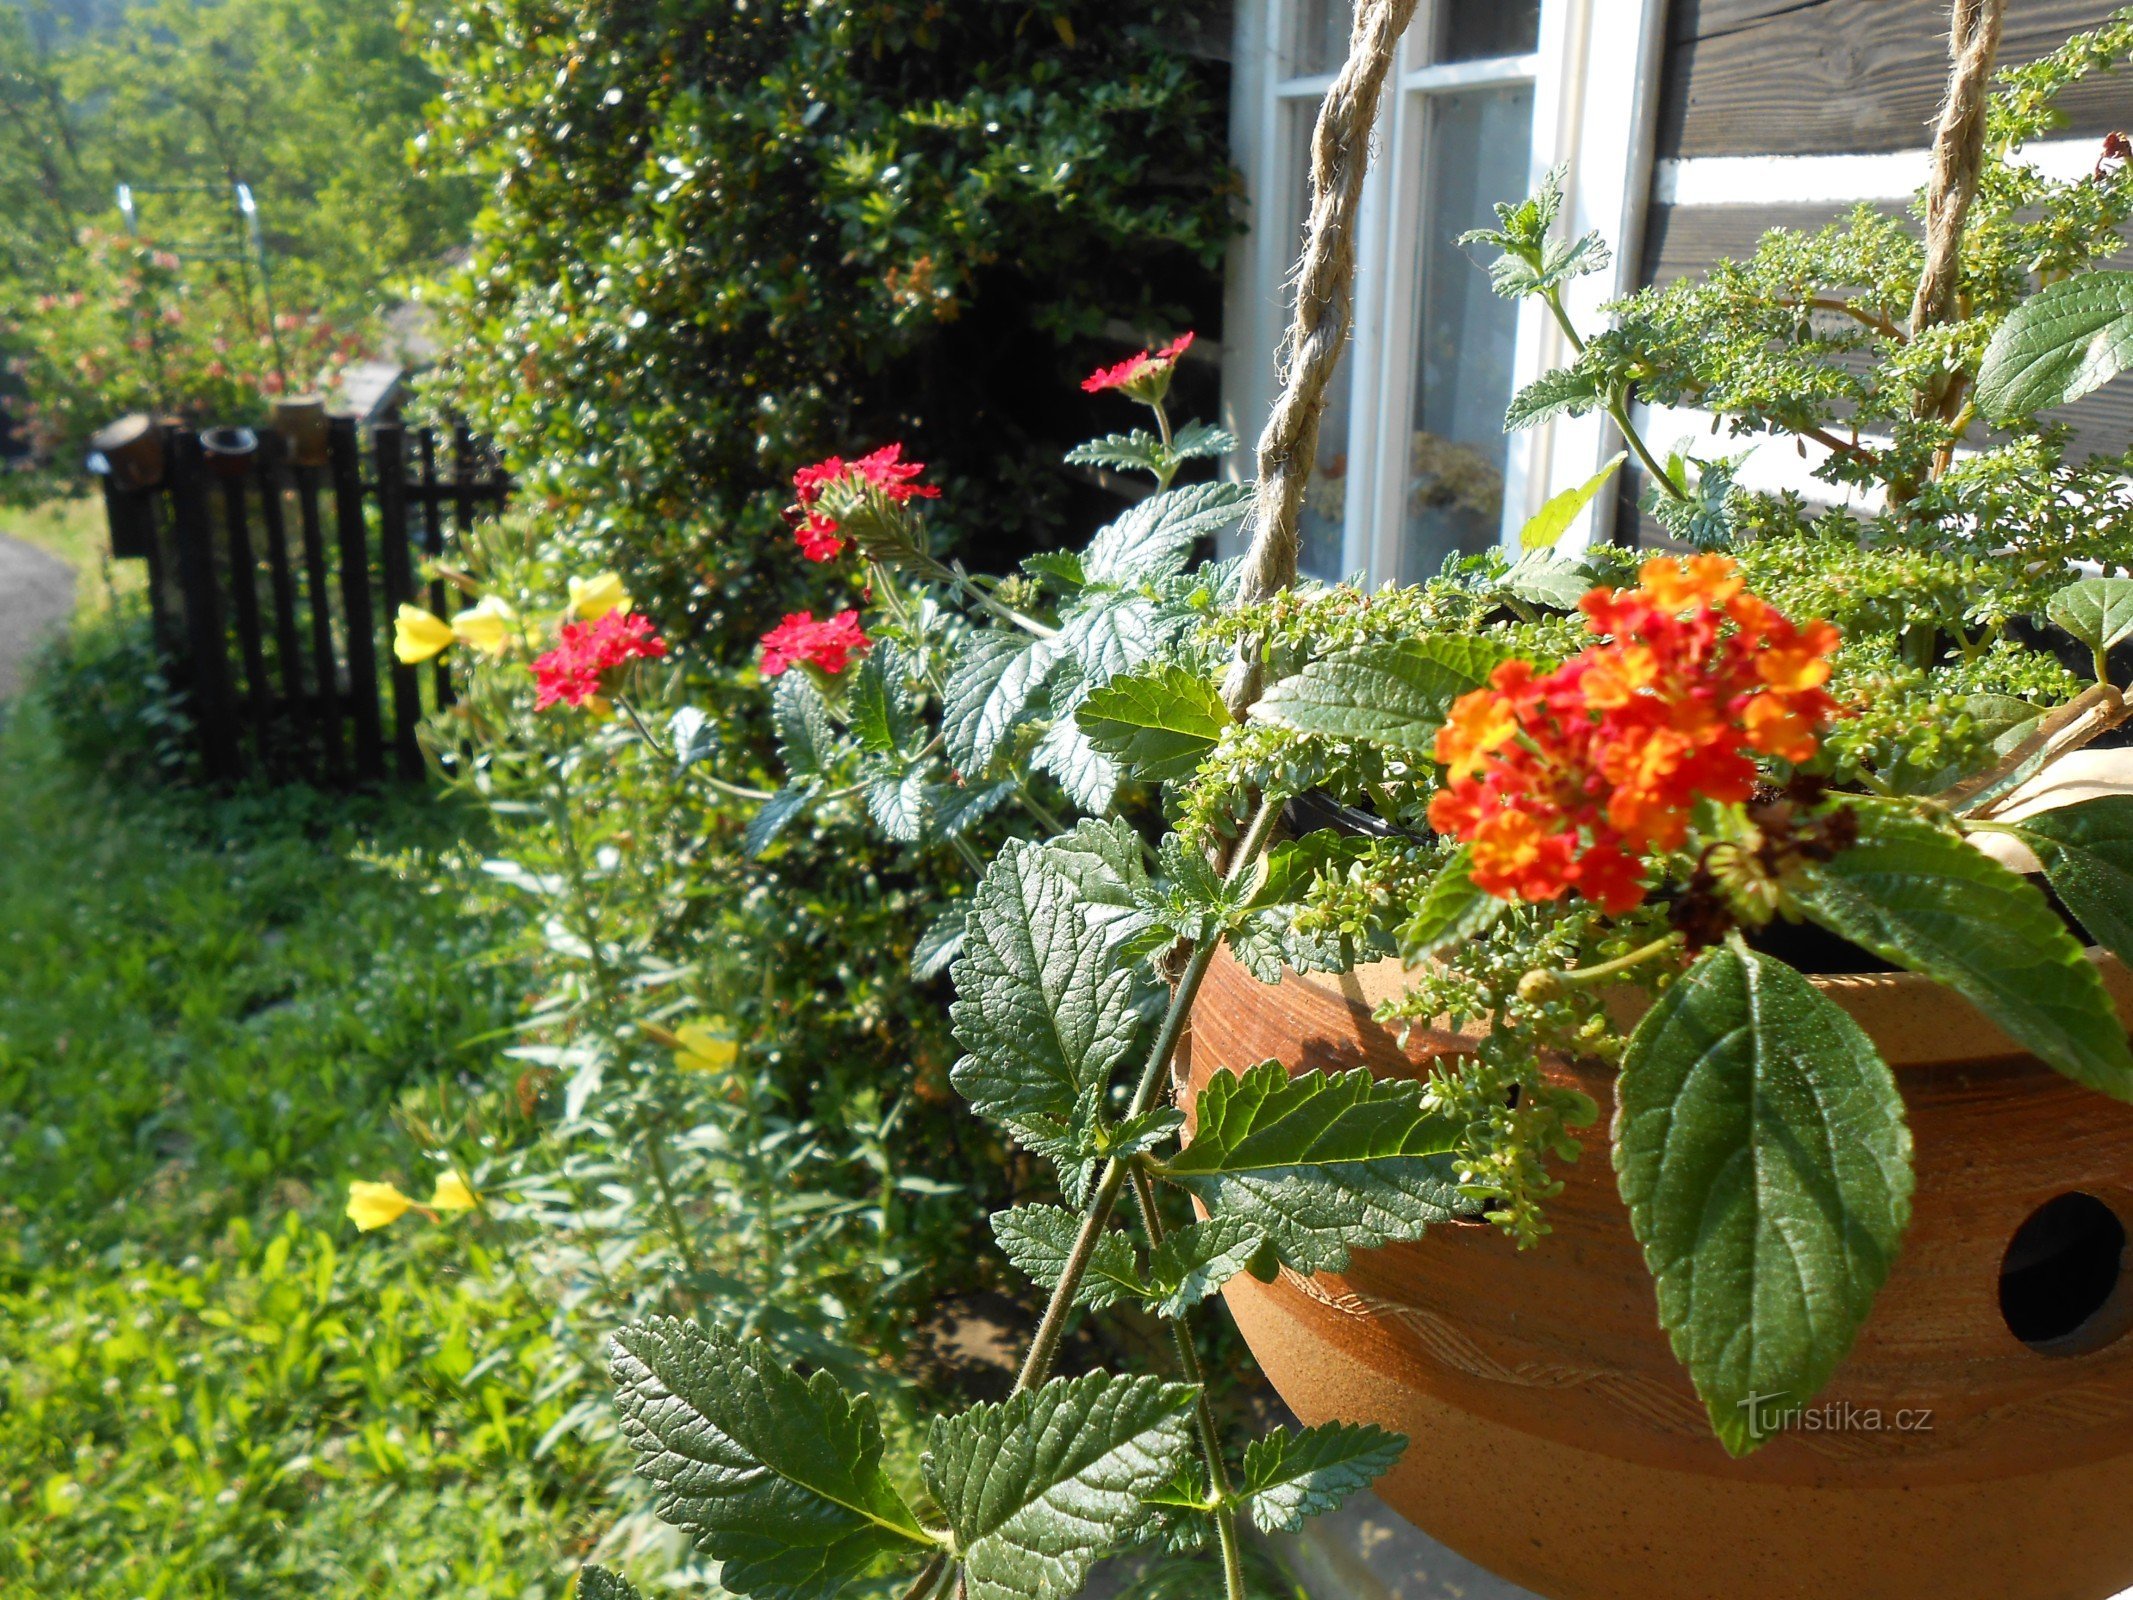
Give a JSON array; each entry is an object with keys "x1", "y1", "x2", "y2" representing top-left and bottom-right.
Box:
[{"x1": 1224, "y1": 0, "x2": 1420, "y2": 716}]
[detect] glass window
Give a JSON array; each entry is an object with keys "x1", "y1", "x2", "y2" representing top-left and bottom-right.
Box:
[
  {"x1": 1437, "y1": 0, "x2": 1540, "y2": 64},
  {"x1": 1287, "y1": 0, "x2": 1354, "y2": 76},
  {"x1": 1402, "y1": 82, "x2": 1535, "y2": 579}
]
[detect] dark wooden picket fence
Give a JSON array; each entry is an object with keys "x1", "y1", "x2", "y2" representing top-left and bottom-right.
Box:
[{"x1": 99, "y1": 418, "x2": 509, "y2": 785}]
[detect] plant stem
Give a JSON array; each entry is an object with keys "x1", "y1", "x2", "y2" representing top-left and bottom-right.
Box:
[
  {"x1": 917, "y1": 553, "x2": 1059, "y2": 639},
  {"x1": 1559, "y1": 932, "x2": 1684, "y2": 986},
  {"x1": 899, "y1": 1553, "x2": 952, "y2": 1600},
  {"x1": 1012, "y1": 795, "x2": 1286, "y2": 1393},
  {"x1": 1540, "y1": 287, "x2": 1686, "y2": 502},
  {"x1": 642, "y1": 1120, "x2": 708, "y2": 1288},
  {"x1": 1152, "y1": 398, "x2": 1178, "y2": 493},
  {"x1": 1128, "y1": 1165, "x2": 1248, "y2": 1600}
]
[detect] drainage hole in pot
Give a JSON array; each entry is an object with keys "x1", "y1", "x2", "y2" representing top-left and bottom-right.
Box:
[{"x1": 1999, "y1": 1192, "x2": 2128, "y2": 1352}]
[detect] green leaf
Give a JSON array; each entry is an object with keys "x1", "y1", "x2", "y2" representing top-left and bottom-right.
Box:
[
  {"x1": 1033, "y1": 712, "x2": 1122, "y2": 814},
  {"x1": 925, "y1": 1373, "x2": 1197, "y2": 1600},
  {"x1": 610, "y1": 1318, "x2": 934, "y2": 1600},
  {"x1": 745, "y1": 784, "x2": 816, "y2": 860},
  {"x1": 944, "y1": 633, "x2": 1056, "y2": 775},
  {"x1": 1788, "y1": 804, "x2": 2133, "y2": 1100},
  {"x1": 1242, "y1": 830, "x2": 1371, "y2": 912},
  {"x1": 1021, "y1": 550, "x2": 1086, "y2": 592},
  {"x1": 929, "y1": 778, "x2": 1015, "y2": 843},
  {"x1": 991, "y1": 1205, "x2": 1145, "y2": 1311},
  {"x1": 772, "y1": 672, "x2": 837, "y2": 779},
  {"x1": 1238, "y1": 1423, "x2": 1406, "y2": 1534},
  {"x1": 1614, "y1": 944, "x2": 1913, "y2": 1458},
  {"x1": 1056, "y1": 591, "x2": 1169, "y2": 688},
  {"x1": 1505, "y1": 364, "x2": 1602, "y2": 432},
  {"x1": 1170, "y1": 419, "x2": 1238, "y2": 460},
  {"x1": 1975, "y1": 269, "x2": 2133, "y2": 419},
  {"x1": 1159, "y1": 1062, "x2": 1463, "y2": 1272},
  {"x1": 913, "y1": 903, "x2": 968, "y2": 981},
  {"x1": 2046, "y1": 577, "x2": 2133, "y2": 655},
  {"x1": 1142, "y1": 1214, "x2": 1276, "y2": 1318},
  {"x1": 1499, "y1": 550, "x2": 1596, "y2": 611},
  {"x1": 1249, "y1": 637, "x2": 1508, "y2": 752},
  {"x1": 578, "y1": 1568, "x2": 644, "y2": 1600},
  {"x1": 1075, "y1": 662, "x2": 1231, "y2": 781},
  {"x1": 862, "y1": 766, "x2": 930, "y2": 842},
  {"x1": 1083, "y1": 481, "x2": 1253, "y2": 587},
  {"x1": 1394, "y1": 847, "x2": 1502, "y2": 963},
  {"x1": 669, "y1": 706, "x2": 720, "y2": 769},
  {"x1": 1064, "y1": 429, "x2": 1168, "y2": 476},
  {"x1": 847, "y1": 646, "x2": 916, "y2": 755},
  {"x1": 2004, "y1": 795, "x2": 2133, "y2": 968},
  {"x1": 950, "y1": 839, "x2": 1142, "y2": 1134},
  {"x1": 1518, "y1": 451, "x2": 1626, "y2": 550}
]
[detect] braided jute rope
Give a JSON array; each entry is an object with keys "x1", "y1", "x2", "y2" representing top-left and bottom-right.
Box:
[
  {"x1": 1223, "y1": 0, "x2": 1420, "y2": 717},
  {"x1": 1911, "y1": 0, "x2": 2006, "y2": 414}
]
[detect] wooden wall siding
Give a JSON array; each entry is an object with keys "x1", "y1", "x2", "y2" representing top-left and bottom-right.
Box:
[{"x1": 1657, "y1": 0, "x2": 2130, "y2": 159}]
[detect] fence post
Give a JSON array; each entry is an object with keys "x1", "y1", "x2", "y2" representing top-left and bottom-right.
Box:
[
  {"x1": 374, "y1": 422, "x2": 424, "y2": 779},
  {"x1": 166, "y1": 429, "x2": 241, "y2": 781},
  {"x1": 218, "y1": 458, "x2": 273, "y2": 762},
  {"x1": 293, "y1": 444, "x2": 343, "y2": 784},
  {"x1": 328, "y1": 416, "x2": 386, "y2": 782},
  {"x1": 254, "y1": 432, "x2": 307, "y2": 745}
]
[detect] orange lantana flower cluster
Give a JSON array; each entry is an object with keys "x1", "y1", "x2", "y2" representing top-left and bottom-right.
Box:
[{"x1": 1428, "y1": 555, "x2": 1840, "y2": 914}]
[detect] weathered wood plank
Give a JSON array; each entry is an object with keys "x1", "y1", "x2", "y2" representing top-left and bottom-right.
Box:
[{"x1": 1658, "y1": 0, "x2": 2131, "y2": 159}]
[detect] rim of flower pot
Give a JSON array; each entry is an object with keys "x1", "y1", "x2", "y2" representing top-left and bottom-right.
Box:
[{"x1": 1274, "y1": 787, "x2": 2133, "y2": 1069}]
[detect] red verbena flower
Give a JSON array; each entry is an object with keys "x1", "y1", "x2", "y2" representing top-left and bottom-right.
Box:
[
  {"x1": 1081, "y1": 331, "x2": 1195, "y2": 396},
  {"x1": 1427, "y1": 554, "x2": 1840, "y2": 914},
  {"x1": 530, "y1": 609, "x2": 669, "y2": 711},
  {"x1": 759, "y1": 609, "x2": 871, "y2": 678},
  {"x1": 788, "y1": 444, "x2": 937, "y2": 560}
]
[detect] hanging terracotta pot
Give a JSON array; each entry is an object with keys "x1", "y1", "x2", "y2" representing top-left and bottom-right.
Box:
[
  {"x1": 270, "y1": 394, "x2": 330, "y2": 467},
  {"x1": 87, "y1": 413, "x2": 163, "y2": 490},
  {"x1": 1182, "y1": 938, "x2": 2133, "y2": 1600}
]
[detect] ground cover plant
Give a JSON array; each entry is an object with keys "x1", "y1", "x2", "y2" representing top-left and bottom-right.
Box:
[
  {"x1": 387, "y1": 11, "x2": 2133, "y2": 1596},
  {"x1": 0, "y1": 696, "x2": 605, "y2": 1596}
]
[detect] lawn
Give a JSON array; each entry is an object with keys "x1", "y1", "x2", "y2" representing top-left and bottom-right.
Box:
[{"x1": 0, "y1": 693, "x2": 606, "y2": 1596}]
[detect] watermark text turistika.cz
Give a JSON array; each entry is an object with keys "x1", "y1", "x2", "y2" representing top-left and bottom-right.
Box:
[{"x1": 1737, "y1": 1393, "x2": 1934, "y2": 1441}]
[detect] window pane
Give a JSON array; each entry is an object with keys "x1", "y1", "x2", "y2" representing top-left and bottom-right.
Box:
[
  {"x1": 1438, "y1": 0, "x2": 1539, "y2": 63},
  {"x1": 1403, "y1": 83, "x2": 1534, "y2": 580},
  {"x1": 1286, "y1": 0, "x2": 1353, "y2": 77},
  {"x1": 1281, "y1": 97, "x2": 1351, "y2": 580}
]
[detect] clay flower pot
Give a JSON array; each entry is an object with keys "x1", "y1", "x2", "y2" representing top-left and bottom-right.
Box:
[
  {"x1": 1182, "y1": 944, "x2": 2133, "y2": 1600},
  {"x1": 270, "y1": 395, "x2": 330, "y2": 467}
]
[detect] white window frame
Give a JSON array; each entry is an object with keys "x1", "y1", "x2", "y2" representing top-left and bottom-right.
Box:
[{"x1": 1221, "y1": 0, "x2": 1670, "y2": 575}]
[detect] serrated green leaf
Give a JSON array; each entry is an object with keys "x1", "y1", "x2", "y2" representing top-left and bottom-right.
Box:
[
  {"x1": 2004, "y1": 795, "x2": 2133, "y2": 968},
  {"x1": 1075, "y1": 662, "x2": 1232, "y2": 782},
  {"x1": 913, "y1": 903, "x2": 968, "y2": 981},
  {"x1": 1499, "y1": 551, "x2": 1596, "y2": 611},
  {"x1": 945, "y1": 633, "x2": 1057, "y2": 775},
  {"x1": 925, "y1": 1373, "x2": 1196, "y2": 1600},
  {"x1": 863, "y1": 766, "x2": 930, "y2": 842},
  {"x1": 1083, "y1": 481, "x2": 1253, "y2": 587},
  {"x1": 772, "y1": 672, "x2": 837, "y2": 779},
  {"x1": 1170, "y1": 419, "x2": 1238, "y2": 459},
  {"x1": 1045, "y1": 816, "x2": 1157, "y2": 950},
  {"x1": 950, "y1": 840, "x2": 1141, "y2": 1135},
  {"x1": 1250, "y1": 637, "x2": 1508, "y2": 752},
  {"x1": 929, "y1": 778, "x2": 1015, "y2": 843},
  {"x1": 2046, "y1": 577, "x2": 2133, "y2": 655},
  {"x1": 610, "y1": 1318, "x2": 934, "y2": 1600},
  {"x1": 1975, "y1": 269, "x2": 2133, "y2": 419},
  {"x1": 847, "y1": 646, "x2": 916, "y2": 755},
  {"x1": 1238, "y1": 1422, "x2": 1406, "y2": 1534},
  {"x1": 1064, "y1": 429, "x2": 1168, "y2": 475},
  {"x1": 745, "y1": 784, "x2": 816, "y2": 859},
  {"x1": 991, "y1": 1205, "x2": 1145, "y2": 1311},
  {"x1": 1789, "y1": 804, "x2": 2133, "y2": 1100},
  {"x1": 1160, "y1": 1062, "x2": 1462, "y2": 1272},
  {"x1": 1034, "y1": 712, "x2": 1122, "y2": 814},
  {"x1": 578, "y1": 1567, "x2": 644, "y2": 1600},
  {"x1": 1143, "y1": 1214, "x2": 1276, "y2": 1318},
  {"x1": 1614, "y1": 943, "x2": 1913, "y2": 1457},
  {"x1": 1518, "y1": 451, "x2": 1626, "y2": 550},
  {"x1": 1022, "y1": 550, "x2": 1086, "y2": 591},
  {"x1": 1505, "y1": 364, "x2": 1602, "y2": 431},
  {"x1": 1057, "y1": 592, "x2": 1169, "y2": 689},
  {"x1": 1394, "y1": 847, "x2": 1503, "y2": 963},
  {"x1": 1242, "y1": 831, "x2": 1372, "y2": 911}
]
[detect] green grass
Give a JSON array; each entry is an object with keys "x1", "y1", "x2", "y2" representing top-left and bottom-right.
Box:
[{"x1": 0, "y1": 700, "x2": 606, "y2": 1596}]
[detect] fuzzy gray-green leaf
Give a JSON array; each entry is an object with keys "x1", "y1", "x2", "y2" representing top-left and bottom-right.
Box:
[
  {"x1": 1083, "y1": 481, "x2": 1252, "y2": 587},
  {"x1": 1250, "y1": 637, "x2": 1508, "y2": 753},
  {"x1": 610, "y1": 1318, "x2": 934, "y2": 1600},
  {"x1": 1614, "y1": 944, "x2": 1912, "y2": 1457},
  {"x1": 944, "y1": 633, "x2": 1057, "y2": 775},
  {"x1": 924, "y1": 1372, "x2": 1196, "y2": 1600},
  {"x1": 1160, "y1": 1061, "x2": 1463, "y2": 1272}
]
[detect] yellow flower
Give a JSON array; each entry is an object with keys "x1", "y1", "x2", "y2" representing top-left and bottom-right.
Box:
[
  {"x1": 673, "y1": 1019, "x2": 739, "y2": 1074},
  {"x1": 449, "y1": 596, "x2": 519, "y2": 657},
  {"x1": 346, "y1": 1180, "x2": 414, "y2": 1231},
  {"x1": 428, "y1": 1171, "x2": 477, "y2": 1212},
  {"x1": 568, "y1": 572, "x2": 630, "y2": 621},
  {"x1": 393, "y1": 605, "x2": 455, "y2": 664}
]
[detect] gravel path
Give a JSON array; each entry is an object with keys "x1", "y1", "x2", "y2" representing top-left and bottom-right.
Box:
[{"x1": 0, "y1": 533, "x2": 75, "y2": 699}]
